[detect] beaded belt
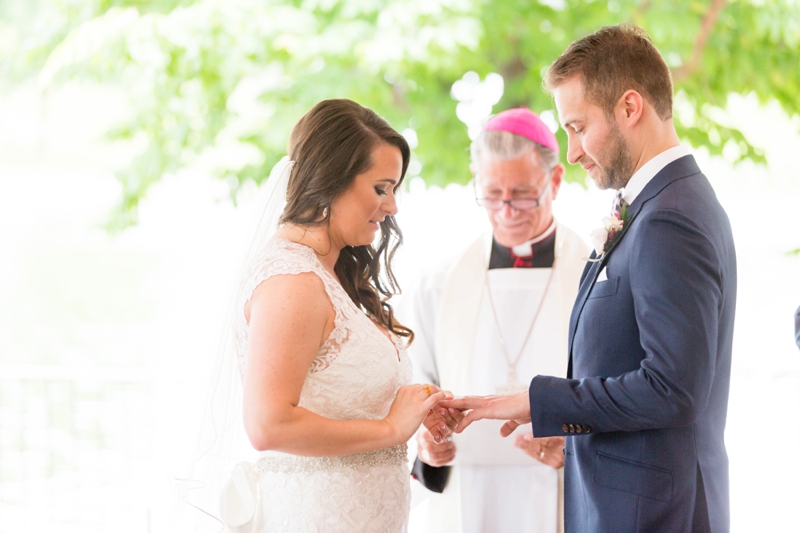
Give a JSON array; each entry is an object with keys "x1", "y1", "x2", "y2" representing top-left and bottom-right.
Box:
[{"x1": 256, "y1": 444, "x2": 408, "y2": 475}]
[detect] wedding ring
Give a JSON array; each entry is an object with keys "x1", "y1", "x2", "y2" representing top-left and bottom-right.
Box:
[
  {"x1": 539, "y1": 450, "x2": 546, "y2": 459},
  {"x1": 423, "y1": 385, "x2": 432, "y2": 396}
]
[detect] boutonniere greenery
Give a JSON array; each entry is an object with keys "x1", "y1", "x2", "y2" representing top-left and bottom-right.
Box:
[{"x1": 588, "y1": 203, "x2": 631, "y2": 262}]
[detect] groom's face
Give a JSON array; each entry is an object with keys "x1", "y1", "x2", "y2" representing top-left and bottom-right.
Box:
[{"x1": 554, "y1": 77, "x2": 633, "y2": 190}]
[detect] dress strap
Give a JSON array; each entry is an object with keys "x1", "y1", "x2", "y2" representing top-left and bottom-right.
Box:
[{"x1": 235, "y1": 239, "x2": 355, "y2": 376}]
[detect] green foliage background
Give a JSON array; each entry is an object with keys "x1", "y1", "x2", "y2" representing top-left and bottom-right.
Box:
[{"x1": 2, "y1": 0, "x2": 799, "y2": 228}]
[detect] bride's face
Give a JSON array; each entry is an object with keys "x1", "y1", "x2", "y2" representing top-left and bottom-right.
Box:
[{"x1": 329, "y1": 143, "x2": 402, "y2": 248}]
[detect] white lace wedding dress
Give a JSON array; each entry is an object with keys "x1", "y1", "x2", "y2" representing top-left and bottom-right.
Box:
[{"x1": 234, "y1": 239, "x2": 412, "y2": 532}]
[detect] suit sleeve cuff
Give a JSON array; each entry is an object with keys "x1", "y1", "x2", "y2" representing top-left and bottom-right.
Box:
[{"x1": 529, "y1": 374, "x2": 592, "y2": 437}]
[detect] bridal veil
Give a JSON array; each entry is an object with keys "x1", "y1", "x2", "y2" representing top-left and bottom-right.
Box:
[{"x1": 175, "y1": 156, "x2": 294, "y2": 532}]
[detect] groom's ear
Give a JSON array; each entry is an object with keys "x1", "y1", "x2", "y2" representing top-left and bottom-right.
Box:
[{"x1": 616, "y1": 89, "x2": 644, "y2": 128}]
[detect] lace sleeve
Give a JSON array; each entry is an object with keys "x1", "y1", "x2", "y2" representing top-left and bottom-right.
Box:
[
  {"x1": 234, "y1": 240, "x2": 352, "y2": 376},
  {"x1": 241, "y1": 245, "x2": 319, "y2": 306}
]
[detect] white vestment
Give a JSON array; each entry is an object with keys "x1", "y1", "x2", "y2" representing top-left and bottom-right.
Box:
[{"x1": 401, "y1": 224, "x2": 588, "y2": 533}]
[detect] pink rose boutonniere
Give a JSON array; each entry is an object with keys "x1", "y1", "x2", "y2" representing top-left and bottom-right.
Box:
[{"x1": 588, "y1": 202, "x2": 631, "y2": 261}]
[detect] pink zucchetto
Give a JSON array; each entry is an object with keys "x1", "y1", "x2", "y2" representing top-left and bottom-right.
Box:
[{"x1": 482, "y1": 107, "x2": 559, "y2": 154}]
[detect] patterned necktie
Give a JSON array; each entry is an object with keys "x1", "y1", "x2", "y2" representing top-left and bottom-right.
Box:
[{"x1": 611, "y1": 189, "x2": 625, "y2": 218}]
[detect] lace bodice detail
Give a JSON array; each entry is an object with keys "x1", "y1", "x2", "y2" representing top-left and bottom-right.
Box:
[
  {"x1": 234, "y1": 240, "x2": 412, "y2": 531},
  {"x1": 234, "y1": 238, "x2": 412, "y2": 422}
]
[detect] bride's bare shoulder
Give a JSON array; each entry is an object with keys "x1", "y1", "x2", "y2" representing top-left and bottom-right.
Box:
[{"x1": 246, "y1": 266, "x2": 333, "y2": 325}]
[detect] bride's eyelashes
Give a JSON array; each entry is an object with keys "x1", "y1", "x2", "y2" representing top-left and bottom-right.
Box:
[{"x1": 374, "y1": 186, "x2": 388, "y2": 196}]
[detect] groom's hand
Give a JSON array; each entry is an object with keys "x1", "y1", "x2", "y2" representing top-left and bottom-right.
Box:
[
  {"x1": 439, "y1": 391, "x2": 531, "y2": 434},
  {"x1": 421, "y1": 395, "x2": 463, "y2": 444}
]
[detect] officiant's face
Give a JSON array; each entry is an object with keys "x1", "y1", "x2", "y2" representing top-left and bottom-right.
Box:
[
  {"x1": 474, "y1": 150, "x2": 561, "y2": 248},
  {"x1": 329, "y1": 143, "x2": 402, "y2": 247}
]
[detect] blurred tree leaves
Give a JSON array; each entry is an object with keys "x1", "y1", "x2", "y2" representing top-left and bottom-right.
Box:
[{"x1": 3, "y1": 0, "x2": 799, "y2": 228}]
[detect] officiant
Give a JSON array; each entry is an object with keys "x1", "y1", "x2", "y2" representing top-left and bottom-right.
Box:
[{"x1": 400, "y1": 108, "x2": 589, "y2": 533}]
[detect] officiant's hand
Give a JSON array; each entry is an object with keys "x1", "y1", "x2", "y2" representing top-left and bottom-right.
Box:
[
  {"x1": 514, "y1": 434, "x2": 564, "y2": 469},
  {"x1": 416, "y1": 428, "x2": 456, "y2": 467},
  {"x1": 440, "y1": 391, "x2": 531, "y2": 435}
]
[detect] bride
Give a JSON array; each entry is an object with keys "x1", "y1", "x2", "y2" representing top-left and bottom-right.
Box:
[{"x1": 201, "y1": 99, "x2": 454, "y2": 532}]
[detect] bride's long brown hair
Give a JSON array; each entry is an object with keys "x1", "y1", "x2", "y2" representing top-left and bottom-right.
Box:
[{"x1": 280, "y1": 99, "x2": 414, "y2": 343}]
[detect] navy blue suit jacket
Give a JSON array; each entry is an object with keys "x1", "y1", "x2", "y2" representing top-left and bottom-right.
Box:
[{"x1": 529, "y1": 155, "x2": 736, "y2": 533}]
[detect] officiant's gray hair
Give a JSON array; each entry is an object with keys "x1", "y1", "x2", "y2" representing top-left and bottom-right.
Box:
[{"x1": 470, "y1": 130, "x2": 559, "y2": 173}]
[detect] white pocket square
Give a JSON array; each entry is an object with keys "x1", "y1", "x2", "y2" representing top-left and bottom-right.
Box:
[{"x1": 596, "y1": 267, "x2": 608, "y2": 282}]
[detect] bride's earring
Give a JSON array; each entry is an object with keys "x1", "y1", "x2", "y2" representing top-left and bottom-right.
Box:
[{"x1": 322, "y1": 206, "x2": 329, "y2": 218}]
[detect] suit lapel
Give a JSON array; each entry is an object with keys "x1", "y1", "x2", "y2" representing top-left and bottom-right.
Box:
[
  {"x1": 566, "y1": 251, "x2": 607, "y2": 378},
  {"x1": 624, "y1": 154, "x2": 701, "y2": 219},
  {"x1": 567, "y1": 253, "x2": 600, "y2": 377},
  {"x1": 565, "y1": 155, "x2": 703, "y2": 377}
]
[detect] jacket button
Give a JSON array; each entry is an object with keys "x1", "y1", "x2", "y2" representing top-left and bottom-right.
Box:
[
  {"x1": 562, "y1": 424, "x2": 569, "y2": 433},
  {"x1": 575, "y1": 425, "x2": 583, "y2": 434},
  {"x1": 568, "y1": 424, "x2": 575, "y2": 433},
  {"x1": 583, "y1": 425, "x2": 592, "y2": 433}
]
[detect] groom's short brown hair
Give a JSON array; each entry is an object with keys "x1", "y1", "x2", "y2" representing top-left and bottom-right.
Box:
[{"x1": 544, "y1": 24, "x2": 673, "y2": 120}]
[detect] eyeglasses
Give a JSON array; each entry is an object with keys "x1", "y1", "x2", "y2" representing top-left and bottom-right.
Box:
[{"x1": 474, "y1": 177, "x2": 552, "y2": 211}]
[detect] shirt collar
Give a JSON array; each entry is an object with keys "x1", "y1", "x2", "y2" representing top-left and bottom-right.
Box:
[
  {"x1": 510, "y1": 219, "x2": 557, "y2": 257},
  {"x1": 622, "y1": 145, "x2": 690, "y2": 205}
]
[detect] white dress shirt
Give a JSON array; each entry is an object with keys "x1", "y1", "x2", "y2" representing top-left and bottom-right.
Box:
[
  {"x1": 622, "y1": 145, "x2": 691, "y2": 205},
  {"x1": 596, "y1": 145, "x2": 691, "y2": 283}
]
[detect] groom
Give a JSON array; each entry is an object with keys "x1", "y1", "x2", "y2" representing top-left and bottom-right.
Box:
[{"x1": 442, "y1": 24, "x2": 737, "y2": 533}]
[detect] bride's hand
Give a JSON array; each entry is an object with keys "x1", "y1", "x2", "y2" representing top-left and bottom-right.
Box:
[
  {"x1": 383, "y1": 384, "x2": 449, "y2": 445},
  {"x1": 422, "y1": 402, "x2": 463, "y2": 444}
]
